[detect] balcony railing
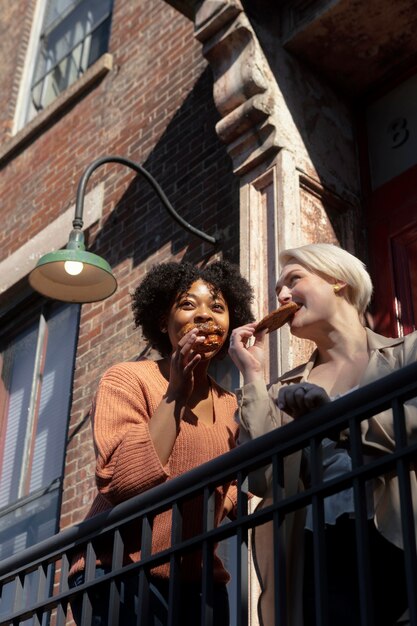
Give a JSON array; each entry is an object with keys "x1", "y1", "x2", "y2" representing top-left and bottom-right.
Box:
[{"x1": 0, "y1": 362, "x2": 416, "y2": 626}]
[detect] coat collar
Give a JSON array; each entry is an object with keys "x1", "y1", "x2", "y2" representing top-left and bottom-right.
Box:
[
  {"x1": 361, "y1": 327, "x2": 404, "y2": 385},
  {"x1": 277, "y1": 328, "x2": 405, "y2": 386},
  {"x1": 364, "y1": 327, "x2": 403, "y2": 350}
]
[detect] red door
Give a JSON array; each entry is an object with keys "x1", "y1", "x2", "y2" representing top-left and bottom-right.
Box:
[
  {"x1": 367, "y1": 163, "x2": 417, "y2": 337},
  {"x1": 365, "y1": 71, "x2": 417, "y2": 337}
]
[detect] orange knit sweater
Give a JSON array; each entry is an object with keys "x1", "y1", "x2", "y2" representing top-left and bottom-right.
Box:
[{"x1": 70, "y1": 359, "x2": 239, "y2": 583}]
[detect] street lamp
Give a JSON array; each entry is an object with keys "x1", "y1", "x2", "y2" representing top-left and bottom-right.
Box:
[{"x1": 29, "y1": 156, "x2": 218, "y2": 303}]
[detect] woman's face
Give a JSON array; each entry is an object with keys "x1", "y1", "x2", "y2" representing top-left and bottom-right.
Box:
[
  {"x1": 165, "y1": 279, "x2": 230, "y2": 357},
  {"x1": 275, "y1": 262, "x2": 338, "y2": 338}
]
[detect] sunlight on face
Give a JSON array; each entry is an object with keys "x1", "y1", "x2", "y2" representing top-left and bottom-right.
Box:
[{"x1": 166, "y1": 280, "x2": 230, "y2": 357}]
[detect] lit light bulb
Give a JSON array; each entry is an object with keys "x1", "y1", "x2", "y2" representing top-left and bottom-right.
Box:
[{"x1": 64, "y1": 261, "x2": 84, "y2": 276}]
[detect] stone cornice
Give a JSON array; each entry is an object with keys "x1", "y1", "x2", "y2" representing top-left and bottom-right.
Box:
[{"x1": 195, "y1": 0, "x2": 279, "y2": 176}]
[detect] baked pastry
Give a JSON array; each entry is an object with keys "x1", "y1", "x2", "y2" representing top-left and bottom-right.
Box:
[
  {"x1": 180, "y1": 321, "x2": 225, "y2": 353},
  {"x1": 254, "y1": 301, "x2": 300, "y2": 334}
]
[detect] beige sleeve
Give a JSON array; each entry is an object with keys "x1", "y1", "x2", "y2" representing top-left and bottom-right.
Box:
[{"x1": 236, "y1": 379, "x2": 286, "y2": 496}]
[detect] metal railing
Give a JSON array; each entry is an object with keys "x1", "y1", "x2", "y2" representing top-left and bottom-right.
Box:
[{"x1": 0, "y1": 362, "x2": 417, "y2": 626}]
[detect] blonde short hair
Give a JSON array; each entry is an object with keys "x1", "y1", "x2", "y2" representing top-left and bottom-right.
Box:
[{"x1": 279, "y1": 243, "x2": 373, "y2": 316}]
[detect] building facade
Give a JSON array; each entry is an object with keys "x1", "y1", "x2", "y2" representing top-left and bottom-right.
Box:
[
  {"x1": 0, "y1": 0, "x2": 416, "y2": 623},
  {"x1": 0, "y1": 0, "x2": 239, "y2": 587}
]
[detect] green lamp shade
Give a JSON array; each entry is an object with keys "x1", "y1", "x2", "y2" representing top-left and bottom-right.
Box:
[{"x1": 29, "y1": 249, "x2": 117, "y2": 303}]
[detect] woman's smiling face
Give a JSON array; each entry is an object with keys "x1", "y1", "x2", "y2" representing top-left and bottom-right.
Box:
[
  {"x1": 275, "y1": 262, "x2": 338, "y2": 338},
  {"x1": 165, "y1": 279, "x2": 230, "y2": 357}
]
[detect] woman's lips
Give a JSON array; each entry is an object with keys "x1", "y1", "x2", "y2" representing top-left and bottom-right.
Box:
[
  {"x1": 181, "y1": 321, "x2": 225, "y2": 337},
  {"x1": 180, "y1": 322, "x2": 225, "y2": 353}
]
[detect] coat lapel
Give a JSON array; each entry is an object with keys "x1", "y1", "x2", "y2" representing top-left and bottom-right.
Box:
[{"x1": 361, "y1": 328, "x2": 404, "y2": 387}]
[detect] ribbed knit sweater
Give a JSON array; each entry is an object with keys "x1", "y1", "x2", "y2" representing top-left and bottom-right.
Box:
[{"x1": 70, "y1": 359, "x2": 239, "y2": 583}]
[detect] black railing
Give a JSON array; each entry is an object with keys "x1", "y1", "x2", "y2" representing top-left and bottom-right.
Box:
[{"x1": 0, "y1": 362, "x2": 417, "y2": 625}]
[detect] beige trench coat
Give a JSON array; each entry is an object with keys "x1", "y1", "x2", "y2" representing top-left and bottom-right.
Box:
[{"x1": 236, "y1": 328, "x2": 417, "y2": 626}]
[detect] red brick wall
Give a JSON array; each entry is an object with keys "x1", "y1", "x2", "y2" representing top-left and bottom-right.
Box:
[
  {"x1": 0, "y1": 0, "x2": 240, "y2": 529},
  {"x1": 0, "y1": 1, "x2": 34, "y2": 138}
]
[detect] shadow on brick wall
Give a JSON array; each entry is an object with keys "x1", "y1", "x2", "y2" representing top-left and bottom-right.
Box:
[{"x1": 88, "y1": 67, "x2": 240, "y2": 271}]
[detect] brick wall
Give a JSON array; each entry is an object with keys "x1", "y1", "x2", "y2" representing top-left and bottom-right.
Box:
[{"x1": 0, "y1": 0, "x2": 240, "y2": 529}]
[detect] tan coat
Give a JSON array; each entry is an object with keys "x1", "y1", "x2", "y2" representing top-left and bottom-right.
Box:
[{"x1": 236, "y1": 328, "x2": 417, "y2": 626}]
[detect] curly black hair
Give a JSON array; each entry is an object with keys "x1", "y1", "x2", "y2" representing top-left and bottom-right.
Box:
[{"x1": 131, "y1": 260, "x2": 255, "y2": 357}]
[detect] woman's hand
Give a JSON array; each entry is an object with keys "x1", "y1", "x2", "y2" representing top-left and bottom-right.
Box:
[
  {"x1": 228, "y1": 323, "x2": 267, "y2": 384},
  {"x1": 149, "y1": 329, "x2": 207, "y2": 465},
  {"x1": 276, "y1": 382, "x2": 330, "y2": 419},
  {"x1": 166, "y1": 328, "x2": 205, "y2": 403}
]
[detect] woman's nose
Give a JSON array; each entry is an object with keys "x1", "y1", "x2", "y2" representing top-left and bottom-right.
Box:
[
  {"x1": 277, "y1": 285, "x2": 292, "y2": 305},
  {"x1": 194, "y1": 307, "x2": 213, "y2": 322}
]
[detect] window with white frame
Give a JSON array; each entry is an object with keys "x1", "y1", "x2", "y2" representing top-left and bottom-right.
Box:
[
  {"x1": 24, "y1": 0, "x2": 113, "y2": 124},
  {"x1": 0, "y1": 301, "x2": 79, "y2": 565}
]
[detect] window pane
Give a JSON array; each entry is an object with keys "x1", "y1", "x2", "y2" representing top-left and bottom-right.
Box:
[
  {"x1": 30, "y1": 0, "x2": 112, "y2": 115},
  {"x1": 0, "y1": 569, "x2": 52, "y2": 626},
  {"x1": 0, "y1": 325, "x2": 38, "y2": 509},
  {"x1": 0, "y1": 489, "x2": 59, "y2": 561},
  {"x1": 34, "y1": 0, "x2": 112, "y2": 80},
  {"x1": 87, "y1": 16, "x2": 112, "y2": 66},
  {"x1": 29, "y1": 305, "x2": 79, "y2": 492},
  {"x1": 209, "y1": 355, "x2": 240, "y2": 392},
  {"x1": 43, "y1": 0, "x2": 82, "y2": 31},
  {"x1": 0, "y1": 303, "x2": 79, "y2": 624},
  {"x1": 0, "y1": 489, "x2": 59, "y2": 620}
]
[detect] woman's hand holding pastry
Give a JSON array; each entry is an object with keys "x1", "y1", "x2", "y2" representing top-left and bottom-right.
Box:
[
  {"x1": 228, "y1": 323, "x2": 267, "y2": 383},
  {"x1": 276, "y1": 383, "x2": 330, "y2": 419},
  {"x1": 166, "y1": 328, "x2": 204, "y2": 402}
]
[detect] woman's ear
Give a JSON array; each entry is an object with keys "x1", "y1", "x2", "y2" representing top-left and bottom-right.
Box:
[{"x1": 333, "y1": 281, "x2": 347, "y2": 294}]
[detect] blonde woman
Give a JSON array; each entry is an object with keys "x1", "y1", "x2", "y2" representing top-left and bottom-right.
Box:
[{"x1": 229, "y1": 243, "x2": 417, "y2": 626}]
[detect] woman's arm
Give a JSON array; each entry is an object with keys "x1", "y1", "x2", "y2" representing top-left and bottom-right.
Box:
[
  {"x1": 92, "y1": 330, "x2": 215, "y2": 504},
  {"x1": 236, "y1": 380, "x2": 287, "y2": 496},
  {"x1": 92, "y1": 365, "x2": 171, "y2": 505},
  {"x1": 229, "y1": 324, "x2": 288, "y2": 496},
  {"x1": 148, "y1": 328, "x2": 204, "y2": 465},
  {"x1": 228, "y1": 323, "x2": 267, "y2": 384}
]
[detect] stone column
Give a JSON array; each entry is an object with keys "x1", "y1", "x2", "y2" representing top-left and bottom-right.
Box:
[
  {"x1": 194, "y1": 4, "x2": 302, "y2": 624},
  {"x1": 194, "y1": 0, "x2": 303, "y2": 380},
  {"x1": 194, "y1": 3, "x2": 361, "y2": 623}
]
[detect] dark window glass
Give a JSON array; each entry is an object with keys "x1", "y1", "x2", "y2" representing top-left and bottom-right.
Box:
[
  {"x1": 0, "y1": 302, "x2": 79, "y2": 623},
  {"x1": 28, "y1": 0, "x2": 113, "y2": 118}
]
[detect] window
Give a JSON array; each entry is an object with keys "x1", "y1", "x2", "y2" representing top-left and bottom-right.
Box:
[
  {"x1": 0, "y1": 301, "x2": 79, "y2": 565},
  {"x1": 25, "y1": 0, "x2": 113, "y2": 123}
]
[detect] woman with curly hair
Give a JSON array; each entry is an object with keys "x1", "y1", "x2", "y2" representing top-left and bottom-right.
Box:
[{"x1": 69, "y1": 259, "x2": 254, "y2": 626}]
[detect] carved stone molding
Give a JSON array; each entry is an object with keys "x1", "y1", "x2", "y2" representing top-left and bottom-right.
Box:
[{"x1": 195, "y1": 0, "x2": 280, "y2": 176}]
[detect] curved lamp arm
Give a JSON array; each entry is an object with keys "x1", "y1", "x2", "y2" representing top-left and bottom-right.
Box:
[
  {"x1": 73, "y1": 155, "x2": 217, "y2": 245},
  {"x1": 29, "y1": 155, "x2": 219, "y2": 303}
]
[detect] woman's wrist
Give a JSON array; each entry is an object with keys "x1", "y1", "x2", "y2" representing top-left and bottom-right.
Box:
[{"x1": 242, "y1": 369, "x2": 264, "y2": 385}]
